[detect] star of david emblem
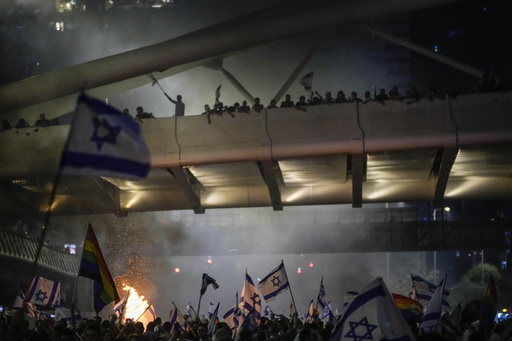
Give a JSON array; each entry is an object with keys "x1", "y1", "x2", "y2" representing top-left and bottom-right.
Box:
[
  {"x1": 271, "y1": 275, "x2": 281, "y2": 287},
  {"x1": 90, "y1": 116, "x2": 122, "y2": 151},
  {"x1": 344, "y1": 317, "x2": 378, "y2": 341},
  {"x1": 34, "y1": 290, "x2": 48, "y2": 303},
  {"x1": 251, "y1": 293, "x2": 261, "y2": 306}
]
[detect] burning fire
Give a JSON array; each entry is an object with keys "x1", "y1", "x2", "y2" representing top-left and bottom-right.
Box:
[{"x1": 122, "y1": 285, "x2": 149, "y2": 322}]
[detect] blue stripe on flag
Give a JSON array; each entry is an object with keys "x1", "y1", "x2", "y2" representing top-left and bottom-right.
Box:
[{"x1": 63, "y1": 151, "x2": 150, "y2": 178}]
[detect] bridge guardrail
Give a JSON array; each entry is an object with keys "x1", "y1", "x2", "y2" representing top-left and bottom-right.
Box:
[{"x1": 0, "y1": 230, "x2": 79, "y2": 275}]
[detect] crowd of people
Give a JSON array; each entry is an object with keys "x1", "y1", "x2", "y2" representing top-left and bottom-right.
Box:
[
  {"x1": 0, "y1": 303, "x2": 511, "y2": 341},
  {"x1": 1, "y1": 113, "x2": 57, "y2": 133},
  {"x1": 198, "y1": 74, "x2": 511, "y2": 124},
  {"x1": 1, "y1": 74, "x2": 510, "y2": 131}
]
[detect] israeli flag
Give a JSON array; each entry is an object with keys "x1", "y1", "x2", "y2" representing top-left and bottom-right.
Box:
[
  {"x1": 258, "y1": 261, "x2": 289, "y2": 302},
  {"x1": 331, "y1": 278, "x2": 415, "y2": 341},
  {"x1": 26, "y1": 275, "x2": 61, "y2": 307},
  {"x1": 61, "y1": 92, "x2": 150, "y2": 179}
]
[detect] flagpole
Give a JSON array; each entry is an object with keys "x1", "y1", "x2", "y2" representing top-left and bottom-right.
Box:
[
  {"x1": 172, "y1": 302, "x2": 197, "y2": 338},
  {"x1": 197, "y1": 295, "x2": 202, "y2": 322},
  {"x1": 282, "y1": 261, "x2": 298, "y2": 319},
  {"x1": 315, "y1": 277, "x2": 323, "y2": 312},
  {"x1": 15, "y1": 98, "x2": 82, "y2": 328}
]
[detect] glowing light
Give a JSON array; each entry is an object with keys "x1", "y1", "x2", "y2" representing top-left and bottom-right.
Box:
[
  {"x1": 297, "y1": 267, "x2": 302, "y2": 274},
  {"x1": 444, "y1": 207, "x2": 450, "y2": 212},
  {"x1": 125, "y1": 193, "x2": 143, "y2": 208},
  {"x1": 207, "y1": 256, "x2": 212, "y2": 264},
  {"x1": 175, "y1": 267, "x2": 180, "y2": 273},
  {"x1": 122, "y1": 286, "x2": 149, "y2": 322},
  {"x1": 285, "y1": 188, "x2": 310, "y2": 202},
  {"x1": 309, "y1": 262, "x2": 314, "y2": 268},
  {"x1": 503, "y1": 308, "x2": 508, "y2": 313}
]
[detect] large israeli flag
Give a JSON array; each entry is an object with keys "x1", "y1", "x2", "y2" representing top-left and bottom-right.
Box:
[
  {"x1": 331, "y1": 277, "x2": 415, "y2": 341},
  {"x1": 61, "y1": 92, "x2": 150, "y2": 179}
]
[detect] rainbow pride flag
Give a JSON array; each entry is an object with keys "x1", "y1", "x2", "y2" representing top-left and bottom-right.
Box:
[
  {"x1": 79, "y1": 223, "x2": 120, "y2": 313},
  {"x1": 393, "y1": 293, "x2": 424, "y2": 323}
]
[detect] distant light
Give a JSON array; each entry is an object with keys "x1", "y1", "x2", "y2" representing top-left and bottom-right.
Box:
[
  {"x1": 434, "y1": 45, "x2": 439, "y2": 52},
  {"x1": 309, "y1": 262, "x2": 314, "y2": 268},
  {"x1": 174, "y1": 267, "x2": 180, "y2": 273},
  {"x1": 503, "y1": 308, "x2": 508, "y2": 313},
  {"x1": 297, "y1": 267, "x2": 302, "y2": 274},
  {"x1": 444, "y1": 207, "x2": 450, "y2": 212},
  {"x1": 456, "y1": 251, "x2": 460, "y2": 257},
  {"x1": 483, "y1": 7, "x2": 487, "y2": 11},
  {"x1": 207, "y1": 256, "x2": 212, "y2": 264}
]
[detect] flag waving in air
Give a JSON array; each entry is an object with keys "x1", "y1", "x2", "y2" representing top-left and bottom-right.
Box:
[
  {"x1": 201, "y1": 273, "x2": 219, "y2": 296},
  {"x1": 61, "y1": 92, "x2": 150, "y2": 179},
  {"x1": 240, "y1": 270, "x2": 261, "y2": 318},
  {"x1": 79, "y1": 223, "x2": 120, "y2": 313},
  {"x1": 26, "y1": 275, "x2": 61, "y2": 307},
  {"x1": 419, "y1": 279, "x2": 446, "y2": 335},
  {"x1": 410, "y1": 274, "x2": 450, "y2": 309},
  {"x1": 258, "y1": 261, "x2": 290, "y2": 302},
  {"x1": 331, "y1": 278, "x2": 415, "y2": 341},
  {"x1": 215, "y1": 84, "x2": 222, "y2": 103},
  {"x1": 300, "y1": 72, "x2": 313, "y2": 91}
]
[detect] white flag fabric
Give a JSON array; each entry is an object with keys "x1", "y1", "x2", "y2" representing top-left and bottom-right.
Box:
[
  {"x1": 306, "y1": 299, "x2": 315, "y2": 323},
  {"x1": 223, "y1": 305, "x2": 243, "y2": 331},
  {"x1": 258, "y1": 261, "x2": 289, "y2": 302},
  {"x1": 240, "y1": 270, "x2": 261, "y2": 317},
  {"x1": 113, "y1": 290, "x2": 130, "y2": 323},
  {"x1": 419, "y1": 279, "x2": 445, "y2": 335},
  {"x1": 136, "y1": 304, "x2": 156, "y2": 328},
  {"x1": 26, "y1": 276, "x2": 61, "y2": 307},
  {"x1": 318, "y1": 279, "x2": 328, "y2": 310},
  {"x1": 443, "y1": 303, "x2": 461, "y2": 337},
  {"x1": 208, "y1": 302, "x2": 219, "y2": 338},
  {"x1": 55, "y1": 307, "x2": 82, "y2": 327},
  {"x1": 300, "y1": 72, "x2": 313, "y2": 91},
  {"x1": 410, "y1": 274, "x2": 450, "y2": 309},
  {"x1": 331, "y1": 277, "x2": 415, "y2": 341},
  {"x1": 61, "y1": 92, "x2": 151, "y2": 179}
]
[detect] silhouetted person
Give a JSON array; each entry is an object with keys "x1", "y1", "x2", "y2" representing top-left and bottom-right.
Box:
[
  {"x1": 165, "y1": 93, "x2": 185, "y2": 117},
  {"x1": 34, "y1": 113, "x2": 51, "y2": 127}
]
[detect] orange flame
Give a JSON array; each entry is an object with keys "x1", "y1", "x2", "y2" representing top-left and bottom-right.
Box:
[{"x1": 122, "y1": 285, "x2": 149, "y2": 322}]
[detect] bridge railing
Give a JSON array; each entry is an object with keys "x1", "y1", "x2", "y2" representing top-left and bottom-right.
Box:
[
  {"x1": 1, "y1": 92, "x2": 512, "y2": 177},
  {"x1": 0, "y1": 230, "x2": 79, "y2": 275}
]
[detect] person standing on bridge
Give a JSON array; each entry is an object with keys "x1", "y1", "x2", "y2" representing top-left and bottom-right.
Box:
[{"x1": 165, "y1": 93, "x2": 185, "y2": 117}]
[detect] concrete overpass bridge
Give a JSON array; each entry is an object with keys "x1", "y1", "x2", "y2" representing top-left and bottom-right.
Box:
[{"x1": 1, "y1": 91, "x2": 512, "y2": 218}]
